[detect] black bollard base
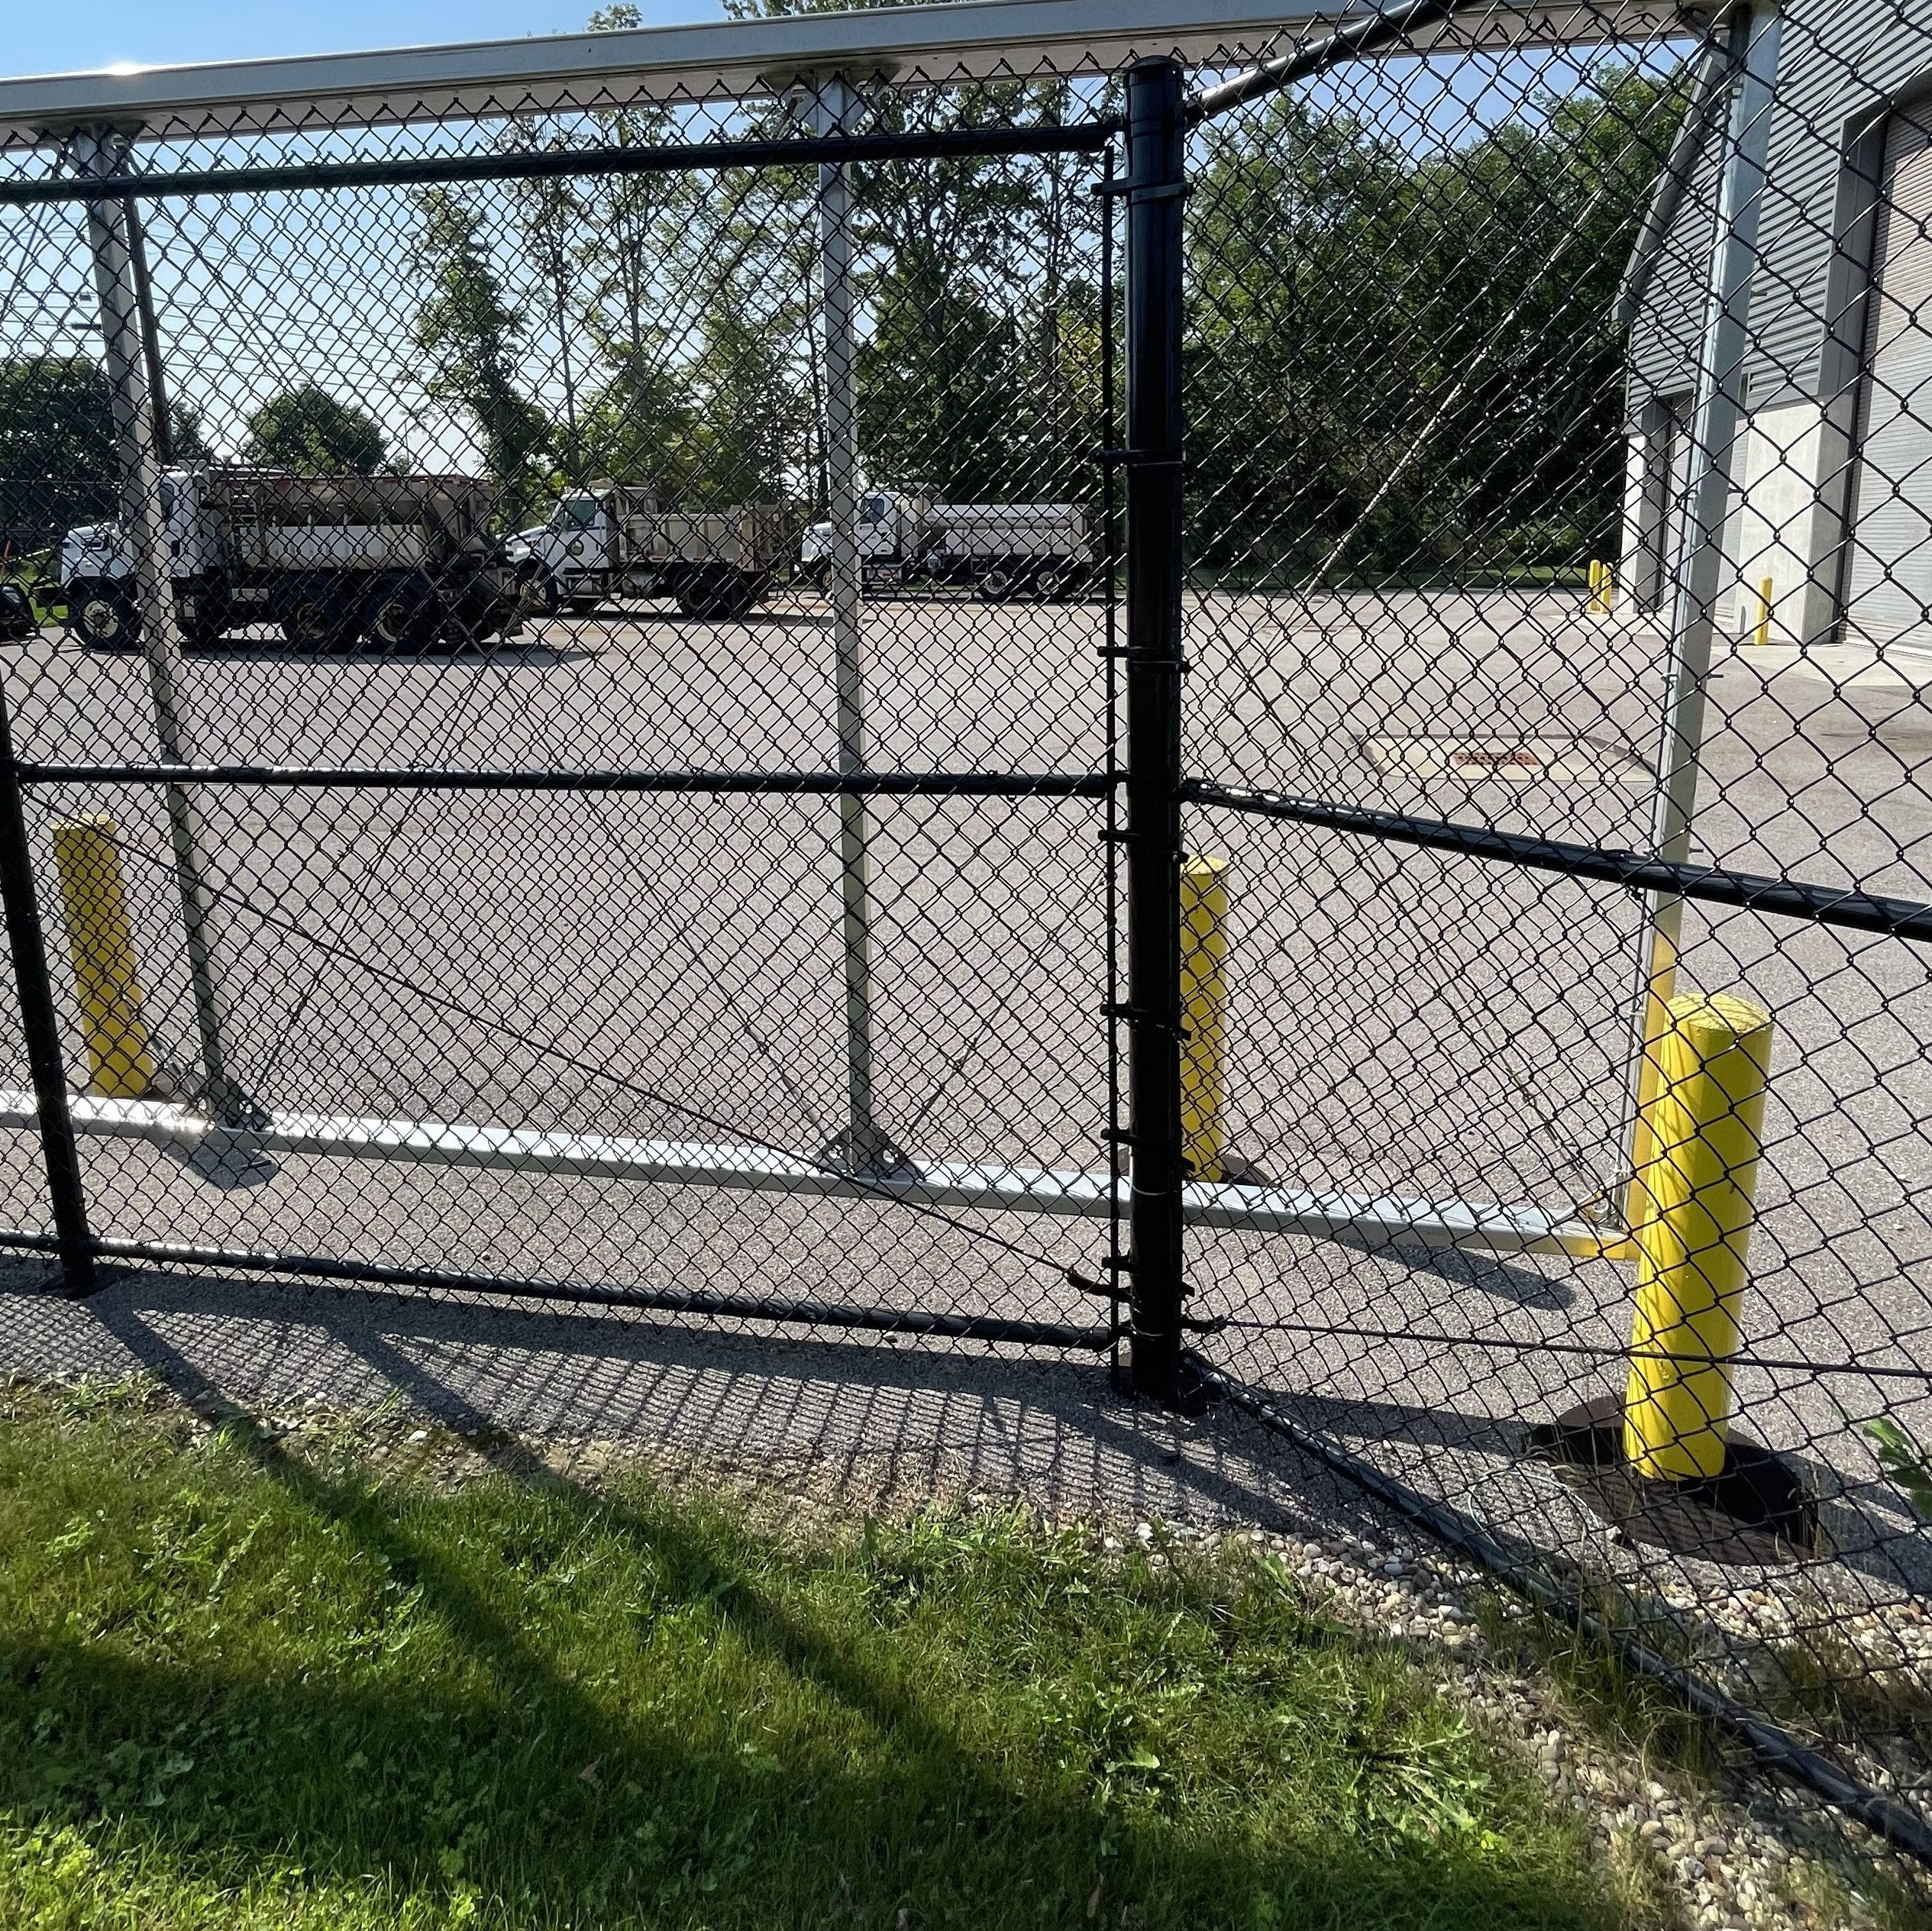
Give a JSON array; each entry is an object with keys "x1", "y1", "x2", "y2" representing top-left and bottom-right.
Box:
[{"x1": 1530, "y1": 1392, "x2": 1820, "y2": 1566}]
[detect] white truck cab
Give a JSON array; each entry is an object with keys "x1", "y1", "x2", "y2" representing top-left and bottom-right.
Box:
[
  {"x1": 63, "y1": 470, "x2": 221, "y2": 591},
  {"x1": 509, "y1": 494, "x2": 611, "y2": 611},
  {"x1": 799, "y1": 492, "x2": 934, "y2": 586}
]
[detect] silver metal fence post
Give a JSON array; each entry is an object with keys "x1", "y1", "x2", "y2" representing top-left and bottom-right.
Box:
[
  {"x1": 72, "y1": 128, "x2": 257, "y2": 1126},
  {"x1": 1622, "y1": 8, "x2": 1780, "y2": 1230},
  {"x1": 795, "y1": 76, "x2": 892, "y2": 1175}
]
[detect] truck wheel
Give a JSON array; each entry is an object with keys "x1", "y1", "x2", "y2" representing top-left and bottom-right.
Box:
[
  {"x1": 69, "y1": 583, "x2": 141, "y2": 649},
  {"x1": 519, "y1": 567, "x2": 562, "y2": 620},
  {"x1": 279, "y1": 579, "x2": 355, "y2": 649},
  {"x1": 179, "y1": 588, "x2": 231, "y2": 644},
  {"x1": 676, "y1": 570, "x2": 745, "y2": 620},
  {"x1": 0, "y1": 583, "x2": 36, "y2": 641},
  {"x1": 363, "y1": 574, "x2": 440, "y2": 650},
  {"x1": 977, "y1": 567, "x2": 1019, "y2": 604}
]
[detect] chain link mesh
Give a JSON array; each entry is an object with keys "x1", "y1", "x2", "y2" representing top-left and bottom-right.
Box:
[{"x1": 3, "y1": 0, "x2": 1932, "y2": 1855}]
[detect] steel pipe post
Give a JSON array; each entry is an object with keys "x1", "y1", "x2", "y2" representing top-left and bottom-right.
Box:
[
  {"x1": 0, "y1": 679, "x2": 96, "y2": 1295},
  {"x1": 72, "y1": 126, "x2": 256, "y2": 1126},
  {"x1": 1123, "y1": 58, "x2": 1190, "y2": 1404},
  {"x1": 1623, "y1": 993, "x2": 1774, "y2": 1480},
  {"x1": 1179, "y1": 854, "x2": 1229, "y2": 1185},
  {"x1": 1622, "y1": 8, "x2": 1779, "y2": 1238},
  {"x1": 796, "y1": 76, "x2": 891, "y2": 1176}
]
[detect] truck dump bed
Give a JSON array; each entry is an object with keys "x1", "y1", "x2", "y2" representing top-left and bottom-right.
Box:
[
  {"x1": 640, "y1": 504, "x2": 793, "y2": 574},
  {"x1": 202, "y1": 468, "x2": 499, "y2": 570},
  {"x1": 931, "y1": 502, "x2": 1089, "y2": 560}
]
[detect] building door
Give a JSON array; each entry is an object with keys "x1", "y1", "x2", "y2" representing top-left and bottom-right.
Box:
[
  {"x1": 1846, "y1": 103, "x2": 1932, "y2": 648},
  {"x1": 1659, "y1": 389, "x2": 1698, "y2": 602}
]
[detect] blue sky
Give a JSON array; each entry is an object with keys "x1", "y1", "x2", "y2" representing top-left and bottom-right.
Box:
[{"x1": 2, "y1": 0, "x2": 726, "y2": 82}]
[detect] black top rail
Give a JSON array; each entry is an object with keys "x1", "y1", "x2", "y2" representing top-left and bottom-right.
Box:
[
  {"x1": 1184, "y1": 779, "x2": 1932, "y2": 945},
  {"x1": 0, "y1": 121, "x2": 1119, "y2": 207},
  {"x1": 14, "y1": 763, "x2": 1114, "y2": 798},
  {"x1": 1185, "y1": 0, "x2": 1465, "y2": 123}
]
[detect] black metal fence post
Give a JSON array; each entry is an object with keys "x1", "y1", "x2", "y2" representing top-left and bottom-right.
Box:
[
  {"x1": 1123, "y1": 57, "x2": 1187, "y2": 1405},
  {"x1": 0, "y1": 676, "x2": 96, "y2": 1296}
]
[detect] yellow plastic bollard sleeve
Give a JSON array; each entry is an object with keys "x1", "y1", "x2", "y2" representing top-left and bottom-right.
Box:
[
  {"x1": 1180, "y1": 854, "x2": 1229, "y2": 1185},
  {"x1": 50, "y1": 815, "x2": 157, "y2": 1099},
  {"x1": 1622, "y1": 991, "x2": 1774, "y2": 1481}
]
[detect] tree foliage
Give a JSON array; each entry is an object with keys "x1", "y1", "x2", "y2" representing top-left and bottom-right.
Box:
[
  {"x1": 0, "y1": 357, "x2": 117, "y2": 538},
  {"x1": 242, "y1": 384, "x2": 387, "y2": 474},
  {"x1": 1186, "y1": 68, "x2": 1685, "y2": 577},
  {"x1": 425, "y1": 21, "x2": 1680, "y2": 567},
  {"x1": 411, "y1": 187, "x2": 553, "y2": 512}
]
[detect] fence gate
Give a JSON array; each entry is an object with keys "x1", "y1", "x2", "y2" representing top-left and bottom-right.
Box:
[{"x1": 4, "y1": 0, "x2": 1932, "y2": 1865}]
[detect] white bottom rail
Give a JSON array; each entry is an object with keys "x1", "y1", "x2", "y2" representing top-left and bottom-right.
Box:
[{"x1": 0, "y1": 1090, "x2": 1629, "y2": 1260}]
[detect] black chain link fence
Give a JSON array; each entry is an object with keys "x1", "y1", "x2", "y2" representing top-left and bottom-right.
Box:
[{"x1": 3, "y1": 0, "x2": 1932, "y2": 1864}]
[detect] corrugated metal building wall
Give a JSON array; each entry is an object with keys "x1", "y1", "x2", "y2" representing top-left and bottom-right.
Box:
[{"x1": 1622, "y1": 0, "x2": 1932, "y2": 647}]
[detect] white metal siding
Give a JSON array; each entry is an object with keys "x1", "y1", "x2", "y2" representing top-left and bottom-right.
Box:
[
  {"x1": 1627, "y1": 0, "x2": 1932, "y2": 409},
  {"x1": 1845, "y1": 105, "x2": 1932, "y2": 644}
]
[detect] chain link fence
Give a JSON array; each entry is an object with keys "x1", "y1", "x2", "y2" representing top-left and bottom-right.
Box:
[{"x1": 2, "y1": 0, "x2": 1932, "y2": 1865}]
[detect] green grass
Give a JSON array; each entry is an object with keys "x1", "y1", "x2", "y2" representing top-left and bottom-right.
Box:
[
  {"x1": 0, "y1": 1379, "x2": 1662, "y2": 1930},
  {"x1": 1, "y1": 547, "x2": 64, "y2": 625}
]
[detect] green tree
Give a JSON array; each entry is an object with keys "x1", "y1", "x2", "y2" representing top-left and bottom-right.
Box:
[
  {"x1": 167, "y1": 401, "x2": 212, "y2": 463},
  {"x1": 0, "y1": 357, "x2": 117, "y2": 536},
  {"x1": 1397, "y1": 67, "x2": 1688, "y2": 569},
  {"x1": 411, "y1": 187, "x2": 553, "y2": 513},
  {"x1": 242, "y1": 383, "x2": 386, "y2": 473},
  {"x1": 1184, "y1": 69, "x2": 1686, "y2": 581},
  {"x1": 857, "y1": 275, "x2": 1023, "y2": 502}
]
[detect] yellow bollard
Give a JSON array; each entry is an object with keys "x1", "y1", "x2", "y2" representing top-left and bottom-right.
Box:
[
  {"x1": 50, "y1": 815, "x2": 157, "y2": 1098},
  {"x1": 1623, "y1": 993, "x2": 1773, "y2": 1480},
  {"x1": 1586, "y1": 560, "x2": 1616, "y2": 616},
  {"x1": 1180, "y1": 854, "x2": 1229, "y2": 1183},
  {"x1": 1751, "y1": 576, "x2": 1775, "y2": 647}
]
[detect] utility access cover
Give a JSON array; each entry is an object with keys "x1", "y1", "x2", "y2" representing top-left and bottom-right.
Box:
[{"x1": 1362, "y1": 734, "x2": 1653, "y2": 787}]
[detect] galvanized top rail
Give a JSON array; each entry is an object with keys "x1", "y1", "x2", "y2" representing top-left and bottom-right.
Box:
[{"x1": 0, "y1": 0, "x2": 1691, "y2": 146}]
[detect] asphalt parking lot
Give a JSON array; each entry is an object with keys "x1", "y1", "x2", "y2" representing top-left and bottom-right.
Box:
[{"x1": 0, "y1": 584, "x2": 1927, "y2": 1571}]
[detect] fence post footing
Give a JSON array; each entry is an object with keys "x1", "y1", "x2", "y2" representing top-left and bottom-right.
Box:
[{"x1": 56, "y1": 1261, "x2": 121, "y2": 1301}]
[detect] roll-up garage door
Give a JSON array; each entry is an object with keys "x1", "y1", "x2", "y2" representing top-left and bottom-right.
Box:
[{"x1": 1846, "y1": 104, "x2": 1932, "y2": 647}]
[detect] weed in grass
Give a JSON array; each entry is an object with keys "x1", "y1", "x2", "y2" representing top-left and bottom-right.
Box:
[{"x1": 0, "y1": 1381, "x2": 1665, "y2": 1928}]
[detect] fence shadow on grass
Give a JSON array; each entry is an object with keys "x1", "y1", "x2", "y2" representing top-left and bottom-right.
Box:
[{"x1": 1, "y1": 1309, "x2": 1627, "y2": 1931}]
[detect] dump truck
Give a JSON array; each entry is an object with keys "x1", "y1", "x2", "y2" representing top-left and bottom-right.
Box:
[
  {"x1": 926, "y1": 501, "x2": 1091, "y2": 600},
  {"x1": 508, "y1": 483, "x2": 793, "y2": 620},
  {"x1": 60, "y1": 467, "x2": 525, "y2": 649},
  {"x1": 797, "y1": 491, "x2": 934, "y2": 590},
  {"x1": 799, "y1": 492, "x2": 1090, "y2": 600}
]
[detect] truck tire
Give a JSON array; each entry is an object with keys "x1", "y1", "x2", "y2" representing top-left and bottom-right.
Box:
[
  {"x1": 0, "y1": 583, "x2": 35, "y2": 641},
  {"x1": 518, "y1": 566, "x2": 562, "y2": 620},
  {"x1": 279, "y1": 578, "x2": 356, "y2": 649},
  {"x1": 977, "y1": 565, "x2": 1019, "y2": 604},
  {"x1": 676, "y1": 569, "x2": 757, "y2": 620},
  {"x1": 179, "y1": 586, "x2": 231, "y2": 644},
  {"x1": 1031, "y1": 562, "x2": 1071, "y2": 602},
  {"x1": 363, "y1": 574, "x2": 440, "y2": 650},
  {"x1": 69, "y1": 583, "x2": 141, "y2": 649}
]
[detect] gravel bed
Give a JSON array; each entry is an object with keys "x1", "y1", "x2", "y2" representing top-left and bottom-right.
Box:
[{"x1": 1138, "y1": 1516, "x2": 1931, "y2": 1931}]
